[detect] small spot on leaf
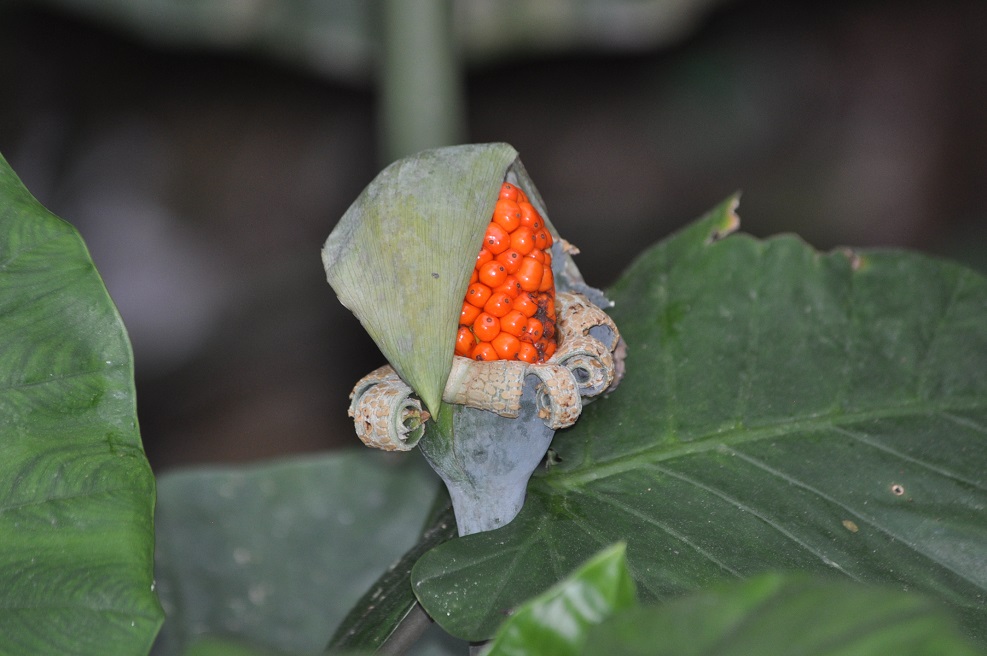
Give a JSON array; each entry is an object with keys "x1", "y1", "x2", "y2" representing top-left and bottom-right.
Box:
[
  {"x1": 842, "y1": 519, "x2": 859, "y2": 533},
  {"x1": 890, "y1": 483, "x2": 905, "y2": 496}
]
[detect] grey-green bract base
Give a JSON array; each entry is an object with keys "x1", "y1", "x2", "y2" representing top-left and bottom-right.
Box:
[{"x1": 420, "y1": 376, "x2": 555, "y2": 536}]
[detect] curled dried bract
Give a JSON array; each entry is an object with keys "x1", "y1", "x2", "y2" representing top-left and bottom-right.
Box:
[
  {"x1": 442, "y1": 357, "x2": 527, "y2": 417},
  {"x1": 552, "y1": 334, "x2": 615, "y2": 398},
  {"x1": 348, "y1": 366, "x2": 429, "y2": 451},
  {"x1": 349, "y1": 290, "x2": 626, "y2": 450}
]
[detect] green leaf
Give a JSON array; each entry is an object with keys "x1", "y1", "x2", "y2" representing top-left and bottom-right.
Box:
[
  {"x1": 584, "y1": 573, "x2": 983, "y2": 656},
  {"x1": 484, "y1": 543, "x2": 636, "y2": 656},
  {"x1": 0, "y1": 152, "x2": 163, "y2": 652},
  {"x1": 327, "y1": 501, "x2": 457, "y2": 652},
  {"x1": 153, "y1": 450, "x2": 442, "y2": 656},
  {"x1": 412, "y1": 197, "x2": 987, "y2": 642}
]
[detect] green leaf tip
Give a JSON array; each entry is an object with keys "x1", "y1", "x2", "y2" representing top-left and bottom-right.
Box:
[
  {"x1": 482, "y1": 542, "x2": 637, "y2": 653},
  {"x1": 322, "y1": 143, "x2": 520, "y2": 417}
]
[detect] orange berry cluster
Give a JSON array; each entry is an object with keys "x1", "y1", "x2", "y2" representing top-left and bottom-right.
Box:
[{"x1": 455, "y1": 182, "x2": 557, "y2": 363}]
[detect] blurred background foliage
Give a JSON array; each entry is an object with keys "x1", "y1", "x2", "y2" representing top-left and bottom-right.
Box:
[{"x1": 1, "y1": 0, "x2": 985, "y2": 470}]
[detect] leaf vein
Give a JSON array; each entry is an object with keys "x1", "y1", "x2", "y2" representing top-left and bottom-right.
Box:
[
  {"x1": 648, "y1": 463, "x2": 855, "y2": 580},
  {"x1": 724, "y1": 447, "x2": 987, "y2": 593},
  {"x1": 590, "y1": 483, "x2": 742, "y2": 579},
  {"x1": 550, "y1": 399, "x2": 987, "y2": 489},
  {"x1": 834, "y1": 426, "x2": 987, "y2": 491}
]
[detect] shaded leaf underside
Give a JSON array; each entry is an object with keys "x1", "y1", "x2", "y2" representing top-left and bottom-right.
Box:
[{"x1": 412, "y1": 199, "x2": 987, "y2": 642}]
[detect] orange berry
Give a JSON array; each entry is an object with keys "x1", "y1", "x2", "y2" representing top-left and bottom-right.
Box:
[
  {"x1": 516, "y1": 257, "x2": 544, "y2": 292},
  {"x1": 455, "y1": 326, "x2": 476, "y2": 356},
  {"x1": 526, "y1": 248, "x2": 545, "y2": 263},
  {"x1": 510, "y1": 227, "x2": 535, "y2": 255},
  {"x1": 466, "y1": 282, "x2": 492, "y2": 308},
  {"x1": 478, "y1": 261, "x2": 508, "y2": 287},
  {"x1": 496, "y1": 276, "x2": 521, "y2": 299},
  {"x1": 517, "y1": 342, "x2": 538, "y2": 363},
  {"x1": 461, "y1": 301, "x2": 481, "y2": 325},
  {"x1": 538, "y1": 266, "x2": 554, "y2": 292},
  {"x1": 472, "y1": 342, "x2": 498, "y2": 361},
  {"x1": 458, "y1": 181, "x2": 557, "y2": 363},
  {"x1": 518, "y1": 202, "x2": 543, "y2": 230},
  {"x1": 492, "y1": 333, "x2": 522, "y2": 360},
  {"x1": 492, "y1": 200, "x2": 521, "y2": 232},
  {"x1": 495, "y1": 249, "x2": 523, "y2": 274},
  {"x1": 476, "y1": 248, "x2": 493, "y2": 269},
  {"x1": 522, "y1": 318, "x2": 544, "y2": 343},
  {"x1": 513, "y1": 293, "x2": 538, "y2": 317},
  {"x1": 499, "y1": 182, "x2": 519, "y2": 201},
  {"x1": 473, "y1": 312, "x2": 500, "y2": 342},
  {"x1": 483, "y1": 291, "x2": 513, "y2": 318},
  {"x1": 500, "y1": 310, "x2": 526, "y2": 337},
  {"x1": 484, "y1": 222, "x2": 510, "y2": 254}
]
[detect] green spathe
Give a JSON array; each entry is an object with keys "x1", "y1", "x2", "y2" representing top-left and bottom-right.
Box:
[{"x1": 322, "y1": 143, "x2": 517, "y2": 416}]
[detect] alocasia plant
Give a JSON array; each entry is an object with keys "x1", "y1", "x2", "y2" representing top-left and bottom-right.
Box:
[{"x1": 321, "y1": 143, "x2": 623, "y2": 536}]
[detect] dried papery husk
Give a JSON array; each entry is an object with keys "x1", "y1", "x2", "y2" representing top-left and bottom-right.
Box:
[
  {"x1": 555, "y1": 292, "x2": 621, "y2": 351},
  {"x1": 348, "y1": 366, "x2": 428, "y2": 451},
  {"x1": 551, "y1": 334, "x2": 616, "y2": 398},
  {"x1": 440, "y1": 357, "x2": 582, "y2": 429},
  {"x1": 442, "y1": 357, "x2": 527, "y2": 417},
  {"x1": 526, "y1": 364, "x2": 582, "y2": 429}
]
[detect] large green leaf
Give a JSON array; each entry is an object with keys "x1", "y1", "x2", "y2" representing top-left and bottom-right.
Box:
[
  {"x1": 0, "y1": 153, "x2": 163, "y2": 652},
  {"x1": 153, "y1": 450, "x2": 446, "y2": 656},
  {"x1": 412, "y1": 198, "x2": 987, "y2": 641},
  {"x1": 585, "y1": 573, "x2": 983, "y2": 656}
]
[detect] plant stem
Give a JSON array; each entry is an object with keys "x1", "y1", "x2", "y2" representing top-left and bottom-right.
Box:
[
  {"x1": 377, "y1": 603, "x2": 433, "y2": 655},
  {"x1": 378, "y1": 0, "x2": 465, "y2": 164}
]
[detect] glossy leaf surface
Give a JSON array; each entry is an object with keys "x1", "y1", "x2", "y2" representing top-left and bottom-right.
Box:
[
  {"x1": 412, "y1": 197, "x2": 987, "y2": 642},
  {"x1": 0, "y1": 152, "x2": 162, "y2": 653},
  {"x1": 484, "y1": 543, "x2": 636, "y2": 656},
  {"x1": 585, "y1": 573, "x2": 982, "y2": 656},
  {"x1": 153, "y1": 450, "x2": 441, "y2": 656}
]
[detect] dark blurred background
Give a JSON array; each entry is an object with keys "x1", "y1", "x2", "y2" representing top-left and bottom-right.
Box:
[{"x1": 1, "y1": 0, "x2": 985, "y2": 471}]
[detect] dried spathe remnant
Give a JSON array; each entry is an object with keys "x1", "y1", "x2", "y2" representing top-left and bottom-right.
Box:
[
  {"x1": 349, "y1": 291, "x2": 623, "y2": 447},
  {"x1": 348, "y1": 366, "x2": 428, "y2": 451}
]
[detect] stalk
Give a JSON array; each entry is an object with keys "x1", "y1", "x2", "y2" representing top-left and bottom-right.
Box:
[{"x1": 378, "y1": 0, "x2": 465, "y2": 164}]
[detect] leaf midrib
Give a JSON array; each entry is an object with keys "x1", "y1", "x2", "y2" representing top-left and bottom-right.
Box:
[{"x1": 542, "y1": 397, "x2": 987, "y2": 490}]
